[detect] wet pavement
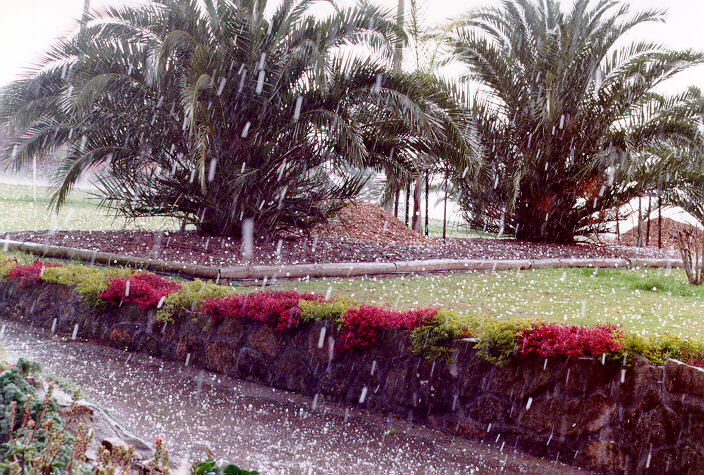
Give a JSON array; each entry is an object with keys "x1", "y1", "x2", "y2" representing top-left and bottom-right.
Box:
[{"x1": 0, "y1": 321, "x2": 589, "y2": 474}]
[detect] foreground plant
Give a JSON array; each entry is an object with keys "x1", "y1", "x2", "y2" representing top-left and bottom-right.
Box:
[
  {"x1": 0, "y1": 358, "x2": 173, "y2": 474},
  {"x1": 0, "y1": 359, "x2": 91, "y2": 473},
  {"x1": 191, "y1": 458, "x2": 258, "y2": 475}
]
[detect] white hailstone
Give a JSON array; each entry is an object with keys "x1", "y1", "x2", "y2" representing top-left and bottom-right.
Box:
[
  {"x1": 373, "y1": 73, "x2": 382, "y2": 94},
  {"x1": 293, "y1": 95, "x2": 303, "y2": 122},
  {"x1": 216, "y1": 77, "x2": 227, "y2": 96},
  {"x1": 241, "y1": 219, "x2": 254, "y2": 260},
  {"x1": 241, "y1": 121, "x2": 251, "y2": 138},
  {"x1": 208, "y1": 157, "x2": 217, "y2": 182},
  {"x1": 317, "y1": 327, "x2": 326, "y2": 348},
  {"x1": 256, "y1": 69, "x2": 265, "y2": 94},
  {"x1": 238, "y1": 68, "x2": 247, "y2": 92}
]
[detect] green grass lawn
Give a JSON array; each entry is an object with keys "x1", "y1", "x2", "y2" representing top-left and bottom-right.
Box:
[
  {"x1": 0, "y1": 183, "x2": 178, "y2": 232},
  {"x1": 242, "y1": 267, "x2": 704, "y2": 340},
  {"x1": 425, "y1": 218, "x2": 497, "y2": 239}
]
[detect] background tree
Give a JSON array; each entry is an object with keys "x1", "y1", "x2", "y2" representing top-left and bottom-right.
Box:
[
  {"x1": 446, "y1": 0, "x2": 703, "y2": 243},
  {"x1": 0, "y1": 0, "x2": 470, "y2": 239}
]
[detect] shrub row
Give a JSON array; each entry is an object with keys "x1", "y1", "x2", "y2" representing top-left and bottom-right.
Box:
[{"x1": 1, "y1": 255, "x2": 703, "y2": 367}]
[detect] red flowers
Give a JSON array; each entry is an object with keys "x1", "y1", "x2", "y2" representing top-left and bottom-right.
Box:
[
  {"x1": 339, "y1": 305, "x2": 438, "y2": 351},
  {"x1": 100, "y1": 272, "x2": 181, "y2": 310},
  {"x1": 521, "y1": 322, "x2": 623, "y2": 359},
  {"x1": 6, "y1": 261, "x2": 61, "y2": 288},
  {"x1": 201, "y1": 291, "x2": 323, "y2": 331}
]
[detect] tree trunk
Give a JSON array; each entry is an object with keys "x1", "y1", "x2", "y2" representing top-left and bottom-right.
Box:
[
  {"x1": 412, "y1": 175, "x2": 422, "y2": 233},
  {"x1": 424, "y1": 171, "x2": 429, "y2": 236},
  {"x1": 637, "y1": 197, "x2": 642, "y2": 247},
  {"x1": 513, "y1": 206, "x2": 579, "y2": 243},
  {"x1": 394, "y1": 188, "x2": 399, "y2": 219},
  {"x1": 405, "y1": 183, "x2": 410, "y2": 226},
  {"x1": 442, "y1": 168, "x2": 448, "y2": 241},
  {"x1": 658, "y1": 192, "x2": 662, "y2": 249},
  {"x1": 393, "y1": 0, "x2": 404, "y2": 73},
  {"x1": 615, "y1": 206, "x2": 621, "y2": 245},
  {"x1": 646, "y1": 195, "x2": 652, "y2": 247}
]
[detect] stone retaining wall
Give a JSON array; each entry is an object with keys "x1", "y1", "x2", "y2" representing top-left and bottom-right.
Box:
[{"x1": 1, "y1": 281, "x2": 702, "y2": 473}]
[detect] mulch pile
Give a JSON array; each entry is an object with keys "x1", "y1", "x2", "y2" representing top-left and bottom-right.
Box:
[
  {"x1": 311, "y1": 202, "x2": 431, "y2": 246},
  {"x1": 620, "y1": 217, "x2": 703, "y2": 250},
  {"x1": 4, "y1": 202, "x2": 679, "y2": 267}
]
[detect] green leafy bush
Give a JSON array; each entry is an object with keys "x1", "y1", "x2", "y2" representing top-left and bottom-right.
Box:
[
  {"x1": 0, "y1": 256, "x2": 19, "y2": 280},
  {"x1": 619, "y1": 332, "x2": 704, "y2": 366},
  {"x1": 191, "y1": 459, "x2": 258, "y2": 475},
  {"x1": 156, "y1": 279, "x2": 234, "y2": 322},
  {"x1": 410, "y1": 311, "x2": 468, "y2": 362},
  {"x1": 41, "y1": 265, "x2": 134, "y2": 307},
  {"x1": 298, "y1": 299, "x2": 351, "y2": 325},
  {"x1": 473, "y1": 318, "x2": 532, "y2": 366}
]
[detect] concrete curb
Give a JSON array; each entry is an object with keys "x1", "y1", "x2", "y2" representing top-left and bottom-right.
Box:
[{"x1": 0, "y1": 239, "x2": 684, "y2": 281}]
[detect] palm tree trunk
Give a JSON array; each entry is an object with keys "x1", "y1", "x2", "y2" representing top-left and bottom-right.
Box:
[
  {"x1": 405, "y1": 183, "x2": 410, "y2": 226},
  {"x1": 393, "y1": 0, "x2": 405, "y2": 73},
  {"x1": 394, "y1": 0, "x2": 404, "y2": 227},
  {"x1": 412, "y1": 175, "x2": 422, "y2": 233},
  {"x1": 646, "y1": 195, "x2": 652, "y2": 246},
  {"x1": 424, "y1": 171, "x2": 429, "y2": 236},
  {"x1": 394, "y1": 188, "x2": 399, "y2": 219},
  {"x1": 637, "y1": 197, "x2": 642, "y2": 246},
  {"x1": 443, "y1": 167, "x2": 448, "y2": 241},
  {"x1": 658, "y1": 191, "x2": 662, "y2": 249}
]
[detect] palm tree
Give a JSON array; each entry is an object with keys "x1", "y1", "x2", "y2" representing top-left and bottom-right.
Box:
[
  {"x1": 1, "y1": 0, "x2": 471, "y2": 239},
  {"x1": 446, "y1": 0, "x2": 704, "y2": 243}
]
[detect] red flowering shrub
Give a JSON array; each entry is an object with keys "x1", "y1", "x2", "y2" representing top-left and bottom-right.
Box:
[
  {"x1": 521, "y1": 322, "x2": 623, "y2": 359},
  {"x1": 340, "y1": 305, "x2": 438, "y2": 351},
  {"x1": 6, "y1": 261, "x2": 62, "y2": 288},
  {"x1": 201, "y1": 291, "x2": 324, "y2": 331},
  {"x1": 100, "y1": 272, "x2": 181, "y2": 310}
]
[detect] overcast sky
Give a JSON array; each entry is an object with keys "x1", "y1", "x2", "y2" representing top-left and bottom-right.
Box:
[{"x1": 1, "y1": 0, "x2": 704, "y2": 92}]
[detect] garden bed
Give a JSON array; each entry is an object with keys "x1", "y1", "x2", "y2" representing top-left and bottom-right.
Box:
[
  {"x1": 4, "y1": 229, "x2": 678, "y2": 267},
  {"x1": 1, "y1": 256, "x2": 704, "y2": 472}
]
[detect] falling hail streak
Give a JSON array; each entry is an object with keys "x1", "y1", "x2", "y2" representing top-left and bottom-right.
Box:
[
  {"x1": 293, "y1": 96, "x2": 303, "y2": 121},
  {"x1": 241, "y1": 219, "x2": 254, "y2": 261}
]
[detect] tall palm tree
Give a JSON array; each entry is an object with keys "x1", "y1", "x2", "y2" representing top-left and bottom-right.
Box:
[
  {"x1": 446, "y1": 0, "x2": 704, "y2": 243},
  {"x1": 1, "y1": 0, "x2": 472, "y2": 239}
]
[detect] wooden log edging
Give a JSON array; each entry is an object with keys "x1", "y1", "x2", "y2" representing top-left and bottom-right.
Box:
[{"x1": 0, "y1": 239, "x2": 683, "y2": 281}]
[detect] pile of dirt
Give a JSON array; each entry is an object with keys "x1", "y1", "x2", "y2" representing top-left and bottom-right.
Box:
[
  {"x1": 311, "y1": 201, "x2": 431, "y2": 245},
  {"x1": 620, "y1": 217, "x2": 703, "y2": 250}
]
